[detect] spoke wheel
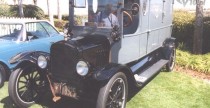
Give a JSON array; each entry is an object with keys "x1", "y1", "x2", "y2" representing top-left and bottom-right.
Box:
[
  {"x1": 9, "y1": 64, "x2": 47, "y2": 108},
  {"x1": 166, "y1": 47, "x2": 176, "y2": 72},
  {"x1": 97, "y1": 72, "x2": 128, "y2": 108}
]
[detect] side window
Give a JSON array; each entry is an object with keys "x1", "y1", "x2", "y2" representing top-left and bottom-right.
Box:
[
  {"x1": 123, "y1": 0, "x2": 140, "y2": 35},
  {"x1": 26, "y1": 22, "x2": 49, "y2": 40},
  {"x1": 40, "y1": 22, "x2": 59, "y2": 36}
]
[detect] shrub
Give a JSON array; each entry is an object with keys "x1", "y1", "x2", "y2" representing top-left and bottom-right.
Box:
[
  {"x1": 53, "y1": 15, "x2": 69, "y2": 21},
  {"x1": 172, "y1": 11, "x2": 195, "y2": 51},
  {"x1": 0, "y1": 5, "x2": 45, "y2": 19},
  {"x1": 176, "y1": 49, "x2": 210, "y2": 74},
  {"x1": 173, "y1": 10, "x2": 210, "y2": 53},
  {"x1": 54, "y1": 19, "x2": 68, "y2": 32},
  {"x1": 203, "y1": 18, "x2": 210, "y2": 53},
  {"x1": 0, "y1": 4, "x2": 14, "y2": 17},
  {"x1": 24, "y1": 5, "x2": 45, "y2": 19},
  {"x1": 10, "y1": 5, "x2": 45, "y2": 19}
]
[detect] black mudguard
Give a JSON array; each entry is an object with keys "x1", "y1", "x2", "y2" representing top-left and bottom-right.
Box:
[
  {"x1": 9, "y1": 51, "x2": 50, "y2": 69},
  {"x1": 93, "y1": 63, "x2": 136, "y2": 86},
  {"x1": 162, "y1": 37, "x2": 176, "y2": 59}
]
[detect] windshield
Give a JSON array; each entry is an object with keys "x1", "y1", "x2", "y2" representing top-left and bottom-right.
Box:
[
  {"x1": 72, "y1": 0, "x2": 122, "y2": 36},
  {"x1": 0, "y1": 23, "x2": 22, "y2": 41}
]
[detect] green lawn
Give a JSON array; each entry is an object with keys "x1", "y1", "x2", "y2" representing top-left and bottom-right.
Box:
[
  {"x1": 0, "y1": 71, "x2": 210, "y2": 108},
  {"x1": 127, "y1": 72, "x2": 210, "y2": 108}
]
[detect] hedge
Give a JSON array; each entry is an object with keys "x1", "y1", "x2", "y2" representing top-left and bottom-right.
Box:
[
  {"x1": 0, "y1": 5, "x2": 13, "y2": 17},
  {"x1": 0, "y1": 4, "x2": 45, "y2": 19},
  {"x1": 54, "y1": 19, "x2": 68, "y2": 32},
  {"x1": 172, "y1": 10, "x2": 210, "y2": 53}
]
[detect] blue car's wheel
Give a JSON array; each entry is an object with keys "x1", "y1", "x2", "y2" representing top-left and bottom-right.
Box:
[
  {"x1": 0, "y1": 64, "x2": 6, "y2": 88},
  {"x1": 8, "y1": 64, "x2": 47, "y2": 108}
]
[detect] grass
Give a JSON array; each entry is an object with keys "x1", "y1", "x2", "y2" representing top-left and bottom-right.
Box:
[
  {"x1": 127, "y1": 71, "x2": 210, "y2": 108},
  {"x1": 0, "y1": 71, "x2": 210, "y2": 108}
]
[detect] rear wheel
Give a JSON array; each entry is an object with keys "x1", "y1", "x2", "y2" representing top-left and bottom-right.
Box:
[
  {"x1": 166, "y1": 47, "x2": 176, "y2": 72},
  {"x1": 96, "y1": 72, "x2": 128, "y2": 108},
  {"x1": 0, "y1": 64, "x2": 6, "y2": 88},
  {"x1": 8, "y1": 64, "x2": 47, "y2": 108}
]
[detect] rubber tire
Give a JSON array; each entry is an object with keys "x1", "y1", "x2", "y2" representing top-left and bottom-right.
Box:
[
  {"x1": 166, "y1": 48, "x2": 176, "y2": 72},
  {"x1": 8, "y1": 64, "x2": 38, "y2": 108},
  {"x1": 0, "y1": 64, "x2": 6, "y2": 88},
  {"x1": 96, "y1": 72, "x2": 128, "y2": 108}
]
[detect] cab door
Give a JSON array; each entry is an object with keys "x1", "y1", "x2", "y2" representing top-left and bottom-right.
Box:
[{"x1": 116, "y1": 0, "x2": 142, "y2": 64}]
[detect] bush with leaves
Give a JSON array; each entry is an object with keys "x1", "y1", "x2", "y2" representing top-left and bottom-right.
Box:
[
  {"x1": 54, "y1": 19, "x2": 68, "y2": 32},
  {"x1": 172, "y1": 10, "x2": 195, "y2": 51},
  {"x1": 173, "y1": 10, "x2": 210, "y2": 53},
  {"x1": 10, "y1": 5, "x2": 45, "y2": 19},
  {"x1": 176, "y1": 49, "x2": 210, "y2": 74},
  {"x1": 0, "y1": 4, "x2": 45, "y2": 19},
  {"x1": 0, "y1": 4, "x2": 14, "y2": 17}
]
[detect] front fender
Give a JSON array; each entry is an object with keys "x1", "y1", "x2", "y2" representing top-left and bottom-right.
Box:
[
  {"x1": 93, "y1": 63, "x2": 135, "y2": 85},
  {"x1": 162, "y1": 37, "x2": 176, "y2": 59},
  {"x1": 9, "y1": 51, "x2": 50, "y2": 69}
]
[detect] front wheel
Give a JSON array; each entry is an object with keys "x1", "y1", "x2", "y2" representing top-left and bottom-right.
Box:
[
  {"x1": 0, "y1": 64, "x2": 6, "y2": 88},
  {"x1": 96, "y1": 72, "x2": 128, "y2": 108},
  {"x1": 8, "y1": 64, "x2": 47, "y2": 108}
]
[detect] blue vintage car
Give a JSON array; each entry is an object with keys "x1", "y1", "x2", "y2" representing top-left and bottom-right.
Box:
[{"x1": 0, "y1": 20, "x2": 64, "y2": 87}]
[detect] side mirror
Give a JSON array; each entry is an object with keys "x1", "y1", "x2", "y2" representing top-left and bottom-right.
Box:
[
  {"x1": 74, "y1": 0, "x2": 86, "y2": 8},
  {"x1": 131, "y1": 3, "x2": 140, "y2": 16}
]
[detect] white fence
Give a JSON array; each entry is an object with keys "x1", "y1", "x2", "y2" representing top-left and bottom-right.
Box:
[
  {"x1": 0, "y1": 17, "x2": 37, "y2": 37},
  {"x1": 0, "y1": 17, "x2": 36, "y2": 21}
]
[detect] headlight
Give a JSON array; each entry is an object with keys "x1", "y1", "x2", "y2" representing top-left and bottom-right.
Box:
[
  {"x1": 76, "y1": 61, "x2": 89, "y2": 76},
  {"x1": 37, "y1": 55, "x2": 47, "y2": 69}
]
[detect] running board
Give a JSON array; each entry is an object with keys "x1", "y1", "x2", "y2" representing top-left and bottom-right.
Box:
[{"x1": 134, "y1": 59, "x2": 168, "y2": 84}]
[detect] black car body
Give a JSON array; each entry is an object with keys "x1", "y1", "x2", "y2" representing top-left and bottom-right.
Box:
[{"x1": 8, "y1": 0, "x2": 175, "y2": 108}]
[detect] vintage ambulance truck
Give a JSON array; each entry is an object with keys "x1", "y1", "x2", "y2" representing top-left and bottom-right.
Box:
[{"x1": 8, "y1": 0, "x2": 175, "y2": 108}]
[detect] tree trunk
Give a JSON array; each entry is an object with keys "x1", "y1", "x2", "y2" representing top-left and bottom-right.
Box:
[
  {"x1": 193, "y1": 0, "x2": 204, "y2": 54},
  {"x1": 47, "y1": 0, "x2": 54, "y2": 26},
  {"x1": 57, "y1": 0, "x2": 62, "y2": 20},
  {"x1": 18, "y1": 0, "x2": 24, "y2": 17},
  {"x1": 33, "y1": 0, "x2": 37, "y2": 5},
  {"x1": 13, "y1": 0, "x2": 17, "y2": 5}
]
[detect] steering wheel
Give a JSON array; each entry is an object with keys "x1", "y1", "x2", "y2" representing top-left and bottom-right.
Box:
[{"x1": 123, "y1": 11, "x2": 133, "y2": 27}]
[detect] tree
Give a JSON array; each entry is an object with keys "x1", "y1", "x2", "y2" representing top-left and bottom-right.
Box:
[
  {"x1": 47, "y1": 0, "x2": 54, "y2": 25},
  {"x1": 57, "y1": 0, "x2": 62, "y2": 20},
  {"x1": 18, "y1": 0, "x2": 24, "y2": 17},
  {"x1": 0, "y1": 0, "x2": 6, "y2": 4},
  {"x1": 193, "y1": 0, "x2": 204, "y2": 54}
]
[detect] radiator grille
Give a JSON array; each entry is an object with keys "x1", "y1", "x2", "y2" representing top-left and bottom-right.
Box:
[{"x1": 50, "y1": 43, "x2": 82, "y2": 85}]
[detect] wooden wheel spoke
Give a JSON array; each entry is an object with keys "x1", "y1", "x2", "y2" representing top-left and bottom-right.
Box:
[
  {"x1": 31, "y1": 71, "x2": 34, "y2": 78},
  {"x1": 33, "y1": 72, "x2": 39, "y2": 79},
  {"x1": 23, "y1": 75, "x2": 28, "y2": 80},
  {"x1": 20, "y1": 89, "x2": 28, "y2": 97},
  {"x1": 27, "y1": 74, "x2": 31, "y2": 79},
  {"x1": 19, "y1": 80, "x2": 27, "y2": 84},
  {"x1": 18, "y1": 85, "x2": 27, "y2": 91}
]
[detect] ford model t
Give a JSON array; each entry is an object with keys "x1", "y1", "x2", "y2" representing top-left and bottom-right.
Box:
[{"x1": 8, "y1": 0, "x2": 175, "y2": 107}]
